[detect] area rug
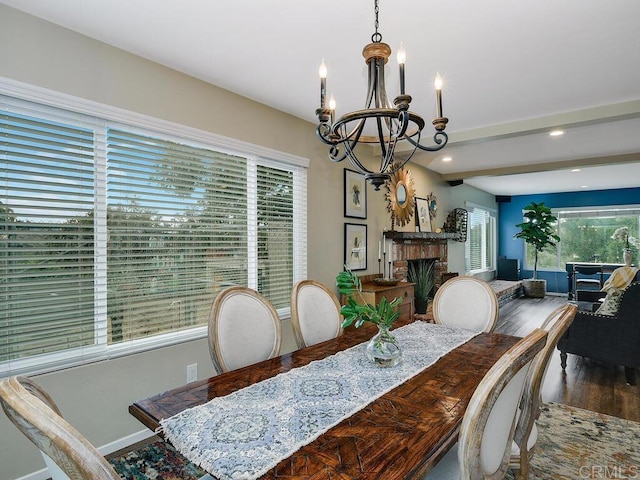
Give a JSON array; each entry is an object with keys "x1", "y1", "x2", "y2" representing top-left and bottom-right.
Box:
[
  {"x1": 510, "y1": 402, "x2": 640, "y2": 480},
  {"x1": 109, "y1": 402, "x2": 640, "y2": 480}
]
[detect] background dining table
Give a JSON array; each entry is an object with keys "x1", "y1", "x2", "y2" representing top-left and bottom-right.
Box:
[{"x1": 130, "y1": 318, "x2": 520, "y2": 479}]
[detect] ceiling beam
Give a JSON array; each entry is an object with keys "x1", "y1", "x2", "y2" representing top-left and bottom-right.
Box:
[
  {"x1": 439, "y1": 152, "x2": 640, "y2": 182},
  {"x1": 392, "y1": 99, "x2": 640, "y2": 155}
]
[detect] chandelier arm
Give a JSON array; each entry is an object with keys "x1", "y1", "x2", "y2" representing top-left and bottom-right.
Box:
[
  {"x1": 344, "y1": 136, "x2": 375, "y2": 175},
  {"x1": 403, "y1": 130, "x2": 449, "y2": 152},
  {"x1": 376, "y1": 116, "x2": 388, "y2": 160},
  {"x1": 329, "y1": 120, "x2": 373, "y2": 173}
]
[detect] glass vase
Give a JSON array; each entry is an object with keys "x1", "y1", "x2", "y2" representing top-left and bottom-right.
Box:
[
  {"x1": 624, "y1": 248, "x2": 633, "y2": 267},
  {"x1": 366, "y1": 324, "x2": 402, "y2": 367}
]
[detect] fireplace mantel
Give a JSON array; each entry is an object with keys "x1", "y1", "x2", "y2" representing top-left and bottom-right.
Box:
[{"x1": 385, "y1": 231, "x2": 458, "y2": 242}]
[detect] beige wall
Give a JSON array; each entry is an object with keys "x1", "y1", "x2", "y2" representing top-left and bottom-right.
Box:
[{"x1": 0, "y1": 5, "x2": 496, "y2": 478}]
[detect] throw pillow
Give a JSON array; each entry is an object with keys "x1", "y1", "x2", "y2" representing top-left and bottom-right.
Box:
[{"x1": 595, "y1": 289, "x2": 623, "y2": 316}]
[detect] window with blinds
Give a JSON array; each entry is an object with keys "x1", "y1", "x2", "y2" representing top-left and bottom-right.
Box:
[
  {"x1": 465, "y1": 204, "x2": 496, "y2": 273},
  {"x1": 1, "y1": 92, "x2": 307, "y2": 375}
]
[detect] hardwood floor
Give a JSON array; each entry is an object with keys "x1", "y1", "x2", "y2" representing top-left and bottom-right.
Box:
[{"x1": 495, "y1": 294, "x2": 640, "y2": 422}]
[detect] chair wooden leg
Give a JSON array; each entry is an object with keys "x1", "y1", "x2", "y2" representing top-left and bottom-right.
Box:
[
  {"x1": 517, "y1": 452, "x2": 531, "y2": 480},
  {"x1": 625, "y1": 366, "x2": 636, "y2": 386}
]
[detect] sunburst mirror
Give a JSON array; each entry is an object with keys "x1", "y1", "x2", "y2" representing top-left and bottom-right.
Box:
[{"x1": 385, "y1": 164, "x2": 416, "y2": 228}]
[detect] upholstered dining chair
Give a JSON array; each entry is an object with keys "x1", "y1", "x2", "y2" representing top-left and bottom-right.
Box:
[
  {"x1": 421, "y1": 328, "x2": 547, "y2": 480},
  {"x1": 0, "y1": 375, "x2": 121, "y2": 480},
  {"x1": 432, "y1": 276, "x2": 499, "y2": 332},
  {"x1": 509, "y1": 302, "x2": 577, "y2": 480},
  {"x1": 291, "y1": 279, "x2": 343, "y2": 348},
  {"x1": 208, "y1": 286, "x2": 282, "y2": 374}
]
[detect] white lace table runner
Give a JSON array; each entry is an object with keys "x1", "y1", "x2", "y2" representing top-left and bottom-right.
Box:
[{"x1": 160, "y1": 321, "x2": 479, "y2": 480}]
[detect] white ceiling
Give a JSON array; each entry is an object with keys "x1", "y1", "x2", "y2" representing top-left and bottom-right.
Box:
[{"x1": 3, "y1": 0, "x2": 640, "y2": 195}]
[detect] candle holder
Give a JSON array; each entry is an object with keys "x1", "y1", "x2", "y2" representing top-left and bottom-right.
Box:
[{"x1": 378, "y1": 258, "x2": 382, "y2": 276}]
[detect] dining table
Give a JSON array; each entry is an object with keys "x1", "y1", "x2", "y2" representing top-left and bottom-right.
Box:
[{"x1": 129, "y1": 318, "x2": 520, "y2": 480}]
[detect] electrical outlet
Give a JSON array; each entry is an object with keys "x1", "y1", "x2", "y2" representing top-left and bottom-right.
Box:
[{"x1": 186, "y1": 363, "x2": 197, "y2": 383}]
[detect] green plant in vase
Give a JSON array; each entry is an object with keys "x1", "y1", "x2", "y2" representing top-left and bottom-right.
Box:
[
  {"x1": 407, "y1": 260, "x2": 435, "y2": 314},
  {"x1": 514, "y1": 201, "x2": 560, "y2": 297},
  {"x1": 336, "y1": 267, "x2": 403, "y2": 367}
]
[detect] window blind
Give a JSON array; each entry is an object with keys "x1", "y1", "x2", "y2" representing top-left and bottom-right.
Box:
[
  {"x1": 465, "y1": 205, "x2": 496, "y2": 273},
  {"x1": 0, "y1": 101, "x2": 100, "y2": 370},
  {"x1": 0, "y1": 87, "x2": 308, "y2": 376}
]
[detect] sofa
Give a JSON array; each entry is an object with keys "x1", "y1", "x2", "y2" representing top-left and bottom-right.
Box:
[{"x1": 558, "y1": 281, "x2": 640, "y2": 385}]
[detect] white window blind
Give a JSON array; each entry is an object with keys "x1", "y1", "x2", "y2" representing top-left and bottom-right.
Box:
[
  {"x1": 465, "y1": 204, "x2": 496, "y2": 273},
  {"x1": 1, "y1": 89, "x2": 308, "y2": 376},
  {"x1": 1, "y1": 100, "x2": 102, "y2": 370}
]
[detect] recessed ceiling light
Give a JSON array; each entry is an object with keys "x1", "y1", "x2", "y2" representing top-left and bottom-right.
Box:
[
  {"x1": 442, "y1": 156, "x2": 452, "y2": 162},
  {"x1": 549, "y1": 130, "x2": 564, "y2": 136},
  {"x1": 571, "y1": 168, "x2": 581, "y2": 172},
  {"x1": 581, "y1": 185, "x2": 589, "y2": 189}
]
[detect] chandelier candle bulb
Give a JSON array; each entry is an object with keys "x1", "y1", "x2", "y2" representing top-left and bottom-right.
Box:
[
  {"x1": 329, "y1": 94, "x2": 336, "y2": 123},
  {"x1": 397, "y1": 43, "x2": 406, "y2": 95},
  {"x1": 319, "y1": 60, "x2": 327, "y2": 108},
  {"x1": 435, "y1": 73, "x2": 443, "y2": 118}
]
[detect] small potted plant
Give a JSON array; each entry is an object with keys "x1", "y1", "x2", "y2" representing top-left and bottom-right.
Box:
[
  {"x1": 407, "y1": 260, "x2": 435, "y2": 314},
  {"x1": 336, "y1": 267, "x2": 403, "y2": 367},
  {"x1": 513, "y1": 201, "x2": 560, "y2": 298}
]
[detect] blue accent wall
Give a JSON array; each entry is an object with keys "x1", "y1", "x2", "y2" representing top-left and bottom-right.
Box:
[{"x1": 498, "y1": 187, "x2": 640, "y2": 293}]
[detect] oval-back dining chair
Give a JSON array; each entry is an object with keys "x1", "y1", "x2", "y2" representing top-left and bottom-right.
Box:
[
  {"x1": 0, "y1": 375, "x2": 121, "y2": 480},
  {"x1": 208, "y1": 286, "x2": 282, "y2": 374},
  {"x1": 432, "y1": 276, "x2": 499, "y2": 332},
  {"x1": 509, "y1": 302, "x2": 577, "y2": 479},
  {"x1": 291, "y1": 280, "x2": 343, "y2": 348},
  {"x1": 421, "y1": 328, "x2": 547, "y2": 480}
]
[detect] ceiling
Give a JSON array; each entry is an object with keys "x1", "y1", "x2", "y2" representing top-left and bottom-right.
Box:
[{"x1": 3, "y1": 0, "x2": 640, "y2": 196}]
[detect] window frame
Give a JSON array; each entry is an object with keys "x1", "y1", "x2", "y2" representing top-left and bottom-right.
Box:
[
  {"x1": 1, "y1": 79, "x2": 308, "y2": 377},
  {"x1": 523, "y1": 204, "x2": 640, "y2": 271},
  {"x1": 465, "y1": 202, "x2": 497, "y2": 274}
]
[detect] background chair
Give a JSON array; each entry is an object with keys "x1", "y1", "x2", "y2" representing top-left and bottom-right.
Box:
[
  {"x1": 573, "y1": 264, "x2": 604, "y2": 298},
  {"x1": 208, "y1": 286, "x2": 282, "y2": 374},
  {"x1": 432, "y1": 276, "x2": 499, "y2": 332},
  {"x1": 291, "y1": 280, "x2": 343, "y2": 348},
  {"x1": 559, "y1": 281, "x2": 640, "y2": 385},
  {"x1": 421, "y1": 329, "x2": 547, "y2": 479},
  {"x1": 0, "y1": 376, "x2": 121, "y2": 480},
  {"x1": 509, "y1": 303, "x2": 577, "y2": 480}
]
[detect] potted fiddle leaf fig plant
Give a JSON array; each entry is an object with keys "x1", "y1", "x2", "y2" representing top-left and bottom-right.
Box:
[
  {"x1": 336, "y1": 267, "x2": 403, "y2": 367},
  {"x1": 513, "y1": 201, "x2": 560, "y2": 298}
]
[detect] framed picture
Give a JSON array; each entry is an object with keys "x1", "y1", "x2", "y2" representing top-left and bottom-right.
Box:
[
  {"x1": 344, "y1": 169, "x2": 367, "y2": 218},
  {"x1": 415, "y1": 197, "x2": 432, "y2": 232},
  {"x1": 344, "y1": 223, "x2": 367, "y2": 271}
]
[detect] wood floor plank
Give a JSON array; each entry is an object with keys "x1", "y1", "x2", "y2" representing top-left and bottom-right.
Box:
[{"x1": 496, "y1": 295, "x2": 640, "y2": 422}]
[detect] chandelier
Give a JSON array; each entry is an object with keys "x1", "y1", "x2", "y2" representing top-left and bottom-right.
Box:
[{"x1": 315, "y1": 0, "x2": 449, "y2": 190}]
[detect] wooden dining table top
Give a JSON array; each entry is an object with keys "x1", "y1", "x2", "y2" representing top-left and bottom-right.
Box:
[{"x1": 129, "y1": 319, "x2": 520, "y2": 479}]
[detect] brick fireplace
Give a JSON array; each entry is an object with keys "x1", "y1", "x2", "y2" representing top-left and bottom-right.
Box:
[{"x1": 385, "y1": 232, "x2": 456, "y2": 287}]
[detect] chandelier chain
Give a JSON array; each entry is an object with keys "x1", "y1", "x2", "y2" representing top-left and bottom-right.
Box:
[{"x1": 372, "y1": 0, "x2": 382, "y2": 43}]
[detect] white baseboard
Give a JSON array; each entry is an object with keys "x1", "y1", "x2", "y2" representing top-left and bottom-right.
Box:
[
  {"x1": 96, "y1": 428, "x2": 157, "y2": 456},
  {"x1": 14, "y1": 429, "x2": 156, "y2": 480}
]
